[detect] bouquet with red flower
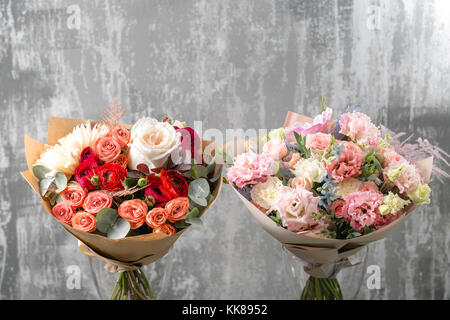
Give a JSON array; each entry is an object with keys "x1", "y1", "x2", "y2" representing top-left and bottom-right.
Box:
[{"x1": 22, "y1": 97, "x2": 222, "y2": 300}]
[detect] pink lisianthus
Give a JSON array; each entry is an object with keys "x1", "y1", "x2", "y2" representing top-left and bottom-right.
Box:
[
  {"x1": 342, "y1": 191, "x2": 383, "y2": 233},
  {"x1": 382, "y1": 159, "x2": 421, "y2": 194},
  {"x1": 262, "y1": 140, "x2": 289, "y2": 160},
  {"x1": 327, "y1": 142, "x2": 365, "y2": 182},
  {"x1": 226, "y1": 151, "x2": 275, "y2": 189},
  {"x1": 272, "y1": 185, "x2": 326, "y2": 233},
  {"x1": 286, "y1": 108, "x2": 333, "y2": 142},
  {"x1": 379, "y1": 148, "x2": 405, "y2": 166},
  {"x1": 339, "y1": 112, "x2": 380, "y2": 147},
  {"x1": 373, "y1": 211, "x2": 403, "y2": 230}
]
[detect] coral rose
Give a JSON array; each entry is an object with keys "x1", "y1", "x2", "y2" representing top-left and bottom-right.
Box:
[
  {"x1": 145, "y1": 207, "x2": 169, "y2": 228},
  {"x1": 118, "y1": 199, "x2": 148, "y2": 229},
  {"x1": 71, "y1": 211, "x2": 97, "y2": 232},
  {"x1": 51, "y1": 202, "x2": 75, "y2": 225},
  {"x1": 165, "y1": 197, "x2": 190, "y2": 223},
  {"x1": 60, "y1": 183, "x2": 87, "y2": 208},
  {"x1": 109, "y1": 154, "x2": 128, "y2": 169},
  {"x1": 329, "y1": 200, "x2": 346, "y2": 218},
  {"x1": 305, "y1": 133, "x2": 332, "y2": 152},
  {"x1": 82, "y1": 191, "x2": 113, "y2": 215},
  {"x1": 95, "y1": 137, "x2": 121, "y2": 163},
  {"x1": 152, "y1": 223, "x2": 177, "y2": 236},
  {"x1": 108, "y1": 126, "x2": 131, "y2": 149}
]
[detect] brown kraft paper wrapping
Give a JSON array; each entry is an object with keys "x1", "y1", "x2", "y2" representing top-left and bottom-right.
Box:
[
  {"x1": 22, "y1": 117, "x2": 223, "y2": 270},
  {"x1": 229, "y1": 111, "x2": 433, "y2": 278}
]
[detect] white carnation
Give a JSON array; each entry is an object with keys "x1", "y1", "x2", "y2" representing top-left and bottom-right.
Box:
[{"x1": 250, "y1": 177, "x2": 283, "y2": 210}]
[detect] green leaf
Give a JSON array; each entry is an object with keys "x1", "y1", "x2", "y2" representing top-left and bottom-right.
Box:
[
  {"x1": 96, "y1": 208, "x2": 120, "y2": 234},
  {"x1": 185, "y1": 217, "x2": 203, "y2": 227},
  {"x1": 174, "y1": 220, "x2": 190, "y2": 229},
  {"x1": 32, "y1": 165, "x2": 51, "y2": 180},
  {"x1": 123, "y1": 177, "x2": 138, "y2": 188},
  {"x1": 185, "y1": 207, "x2": 200, "y2": 220},
  {"x1": 205, "y1": 160, "x2": 216, "y2": 176},
  {"x1": 190, "y1": 165, "x2": 208, "y2": 179},
  {"x1": 188, "y1": 178, "x2": 210, "y2": 199},
  {"x1": 39, "y1": 178, "x2": 54, "y2": 196},
  {"x1": 107, "y1": 218, "x2": 131, "y2": 240},
  {"x1": 54, "y1": 172, "x2": 67, "y2": 193},
  {"x1": 209, "y1": 166, "x2": 222, "y2": 183}
]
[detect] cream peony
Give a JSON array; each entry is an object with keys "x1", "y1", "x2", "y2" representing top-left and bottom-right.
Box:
[
  {"x1": 35, "y1": 122, "x2": 109, "y2": 176},
  {"x1": 291, "y1": 157, "x2": 327, "y2": 183},
  {"x1": 128, "y1": 117, "x2": 181, "y2": 170},
  {"x1": 250, "y1": 177, "x2": 283, "y2": 210}
]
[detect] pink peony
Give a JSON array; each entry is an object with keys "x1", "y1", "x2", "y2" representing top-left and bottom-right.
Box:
[
  {"x1": 339, "y1": 112, "x2": 380, "y2": 147},
  {"x1": 272, "y1": 185, "x2": 325, "y2": 233},
  {"x1": 383, "y1": 159, "x2": 421, "y2": 194},
  {"x1": 226, "y1": 151, "x2": 275, "y2": 189},
  {"x1": 342, "y1": 191, "x2": 383, "y2": 233},
  {"x1": 305, "y1": 133, "x2": 332, "y2": 152},
  {"x1": 262, "y1": 140, "x2": 289, "y2": 160},
  {"x1": 327, "y1": 142, "x2": 365, "y2": 182}
]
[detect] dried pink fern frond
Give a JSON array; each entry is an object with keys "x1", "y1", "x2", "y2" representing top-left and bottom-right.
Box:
[
  {"x1": 99, "y1": 86, "x2": 125, "y2": 128},
  {"x1": 380, "y1": 125, "x2": 450, "y2": 183}
]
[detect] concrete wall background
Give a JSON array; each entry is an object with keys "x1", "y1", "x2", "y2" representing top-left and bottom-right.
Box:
[{"x1": 0, "y1": 0, "x2": 449, "y2": 299}]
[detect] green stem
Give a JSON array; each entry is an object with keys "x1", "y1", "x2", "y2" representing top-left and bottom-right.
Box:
[
  {"x1": 110, "y1": 273, "x2": 122, "y2": 300},
  {"x1": 127, "y1": 271, "x2": 148, "y2": 300},
  {"x1": 300, "y1": 276, "x2": 344, "y2": 300},
  {"x1": 138, "y1": 268, "x2": 154, "y2": 299}
]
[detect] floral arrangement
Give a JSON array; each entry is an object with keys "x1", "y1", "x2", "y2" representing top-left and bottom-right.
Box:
[
  {"x1": 225, "y1": 101, "x2": 446, "y2": 299},
  {"x1": 23, "y1": 97, "x2": 222, "y2": 300}
]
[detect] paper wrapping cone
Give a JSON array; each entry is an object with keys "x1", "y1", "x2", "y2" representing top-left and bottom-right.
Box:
[
  {"x1": 22, "y1": 117, "x2": 223, "y2": 268},
  {"x1": 229, "y1": 112, "x2": 433, "y2": 278}
]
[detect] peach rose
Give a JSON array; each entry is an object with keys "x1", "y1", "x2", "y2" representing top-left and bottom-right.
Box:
[
  {"x1": 305, "y1": 133, "x2": 332, "y2": 152},
  {"x1": 109, "y1": 154, "x2": 128, "y2": 169},
  {"x1": 71, "y1": 211, "x2": 97, "y2": 232},
  {"x1": 380, "y1": 148, "x2": 405, "y2": 166},
  {"x1": 146, "y1": 207, "x2": 169, "y2": 228},
  {"x1": 95, "y1": 137, "x2": 121, "y2": 163},
  {"x1": 290, "y1": 176, "x2": 313, "y2": 191},
  {"x1": 109, "y1": 126, "x2": 131, "y2": 149},
  {"x1": 51, "y1": 202, "x2": 75, "y2": 225},
  {"x1": 82, "y1": 191, "x2": 113, "y2": 215},
  {"x1": 60, "y1": 184, "x2": 87, "y2": 208},
  {"x1": 118, "y1": 199, "x2": 148, "y2": 229},
  {"x1": 165, "y1": 197, "x2": 190, "y2": 223},
  {"x1": 262, "y1": 140, "x2": 289, "y2": 160},
  {"x1": 152, "y1": 223, "x2": 177, "y2": 236},
  {"x1": 283, "y1": 152, "x2": 301, "y2": 168},
  {"x1": 329, "y1": 200, "x2": 345, "y2": 218}
]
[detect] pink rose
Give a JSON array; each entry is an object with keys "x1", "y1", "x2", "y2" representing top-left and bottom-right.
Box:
[
  {"x1": 60, "y1": 184, "x2": 87, "y2": 208},
  {"x1": 82, "y1": 191, "x2": 113, "y2": 215},
  {"x1": 290, "y1": 176, "x2": 312, "y2": 191},
  {"x1": 342, "y1": 191, "x2": 383, "y2": 233},
  {"x1": 226, "y1": 151, "x2": 275, "y2": 189},
  {"x1": 95, "y1": 137, "x2": 121, "y2": 163},
  {"x1": 272, "y1": 185, "x2": 324, "y2": 233},
  {"x1": 327, "y1": 142, "x2": 365, "y2": 182},
  {"x1": 339, "y1": 112, "x2": 380, "y2": 147},
  {"x1": 262, "y1": 140, "x2": 288, "y2": 160},
  {"x1": 305, "y1": 133, "x2": 332, "y2": 152}
]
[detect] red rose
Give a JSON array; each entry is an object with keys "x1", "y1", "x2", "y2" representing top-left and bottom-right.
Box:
[
  {"x1": 96, "y1": 163, "x2": 127, "y2": 191},
  {"x1": 74, "y1": 161, "x2": 98, "y2": 191},
  {"x1": 160, "y1": 170, "x2": 188, "y2": 198},
  {"x1": 80, "y1": 146, "x2": 100, "y2": 165},
  {"x1": 144, "y1": 173, "x2": 174, "y2": 207}
]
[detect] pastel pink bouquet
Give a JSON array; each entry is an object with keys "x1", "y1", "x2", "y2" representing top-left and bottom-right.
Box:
[{"x1": 226, "y1": 100, "x2": 448, "y2": 300}]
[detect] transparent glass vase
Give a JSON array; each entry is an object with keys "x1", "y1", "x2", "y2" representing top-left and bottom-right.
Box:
[
  {"x1": 281, "y1": 245, "x2": 369, "y2": 300},
  {"x1": 88, "y1": 248, "x2": 174, "y2": 300}
]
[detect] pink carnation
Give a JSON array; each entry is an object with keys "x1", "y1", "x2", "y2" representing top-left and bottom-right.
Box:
[
  {"x1": 327, "y1": 142, "x2": 365, "y2": 182},
  {"x1": 342, "y1": 191, "x2": 383, "y2": 233},
  {"x1": 382, "y1": 159, "x2": 421, "y2": 194},
  {"x1": 373, "y1": 211, "x2": 403, "y2": 230},
  {"x1": 272, "y1": 186, "x2": 326, "y2": 233},
  {"x1": 226, "y1": 151, "x2": 275, "y2": 189},
  {"x1": 339, "y1": 112, "x2": 380, "y2": 147}
]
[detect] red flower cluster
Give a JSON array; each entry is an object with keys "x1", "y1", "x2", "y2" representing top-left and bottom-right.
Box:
[{"x1": 144, "y1": 170, "x2": 188, "y2": 207}]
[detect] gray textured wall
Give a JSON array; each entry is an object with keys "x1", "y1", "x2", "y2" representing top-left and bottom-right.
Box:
[{"x1": 1, "y1": 0, "x2": 449, "y2": 300}]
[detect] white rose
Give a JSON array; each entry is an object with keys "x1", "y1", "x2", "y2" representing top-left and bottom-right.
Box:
[
  {"x1": 128, "y1": 117, "x2": 181, "y2": 170},
  {"x1": 291, "y1": 157, "x2": 326, "y2": 183}
]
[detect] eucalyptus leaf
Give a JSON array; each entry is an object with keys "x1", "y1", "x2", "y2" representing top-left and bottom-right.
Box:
[
  {"x1": 54, "y1": 172, "x2": 68, "y2": 193},
  {"x1": 185, "y1": 207, "x2": 200, "y2": 220},
  {"x1": 209, "y1": 166, "x2": 222, "y2": 183},
  {"x1": 39, "y1": 178, "x2": 54, "y2": 197},
  {"x1": 96, "y1": 208, "x2": 119, "y2": 234},
  {"x1": 189, "y1": 195, "x2": 207, "y2": 207},
  {"x1": 205, "y1": 160, "x2": 216, "y2": 176},
  {"x1": 107, "y1": 218, "x2": 131, "y2": 240},
  {"x1": 188, "y1": 178, "x2": 210, "y2": 199},
  {"x1": 174, "y1": 220, "x2": 190, "y2": 229},
  {"x1": 185, "y1": 217, "x2": 203, "y2": 227},
  {"x1": 190, "y1": 165, "x2": 208, "y2": 179},
  {"x1": 32, "y1": 165, "x2": 51, "y2": 180}
]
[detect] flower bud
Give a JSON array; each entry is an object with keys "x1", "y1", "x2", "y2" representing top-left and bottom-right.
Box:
[
  {"x1": 137, "y1": 177, "x2": 148, "y2": 188},
  {"x1": 387, "y1": 165, "x2": 403, "y2": 182}
]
